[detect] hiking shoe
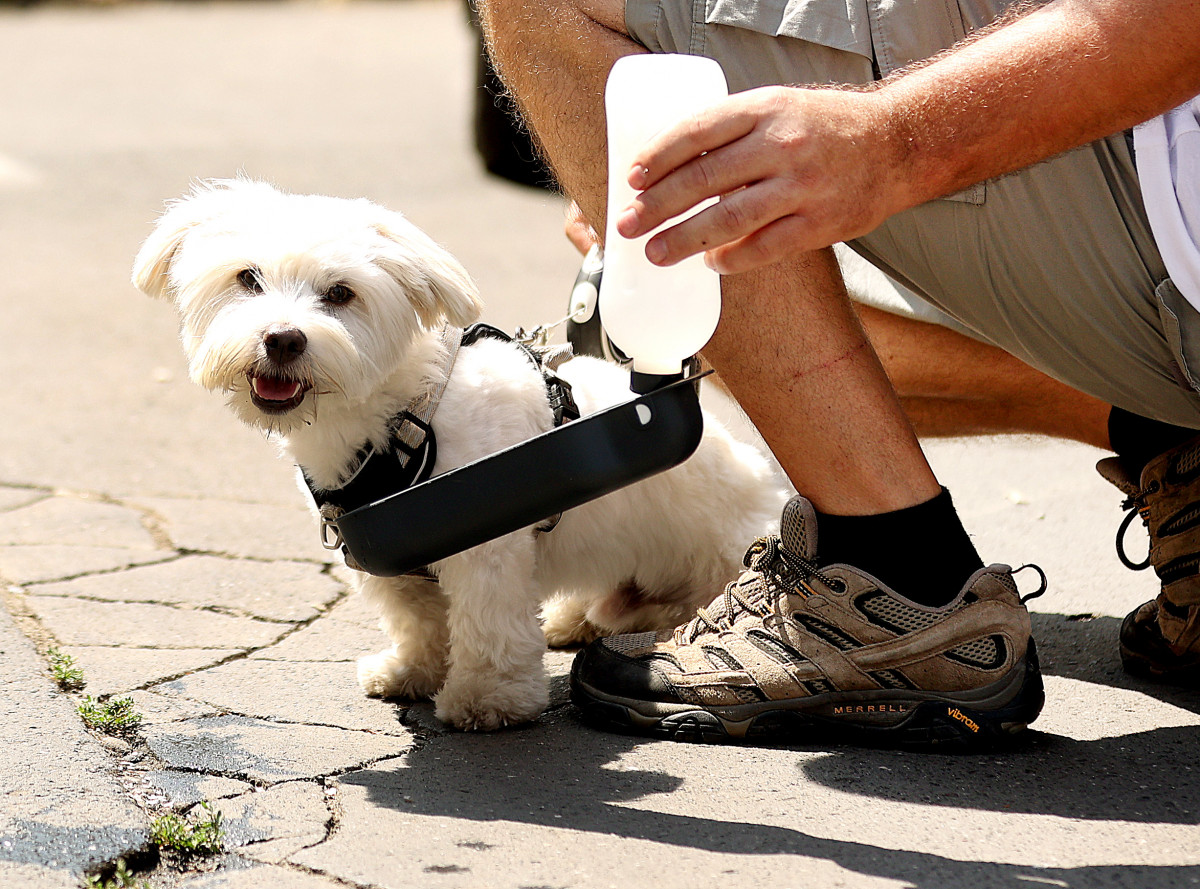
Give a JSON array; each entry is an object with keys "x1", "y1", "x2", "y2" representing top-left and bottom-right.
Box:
[
  {"x1": 1120, "y1": 599, "x2": 1200, "y2": 681},
  {"x1": 1098, "y1": 434, "x2": 1200, "y2": 683},
  {"x1": 570, "y1": 496, "x2": 1045, "y2": 748}
]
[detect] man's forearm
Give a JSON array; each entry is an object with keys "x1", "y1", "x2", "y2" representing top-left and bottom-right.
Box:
[
  {"x1": 879, "y1": 0, "x2": 1200, "y2": 210},
  {"x1": 617, "y1": 0, "x2": 1200, "y2": 272}
]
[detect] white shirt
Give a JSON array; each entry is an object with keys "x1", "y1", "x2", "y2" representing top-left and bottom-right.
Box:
[{"x1": 1135, "y1": 96, "x2": 1200, "y2": 311}]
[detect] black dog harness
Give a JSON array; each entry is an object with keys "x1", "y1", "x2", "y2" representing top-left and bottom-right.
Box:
[{"x1": 301, "y1": 324, "x2": 579, "y2": 572}]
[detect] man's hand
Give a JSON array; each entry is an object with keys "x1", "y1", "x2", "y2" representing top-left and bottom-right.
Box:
[
  {"x1": 614, "y1": 86, "x2": 909, "y2": 275},
  {"x1": 564, "y1": 200, "x2": 600, "y2": 255},
  {"x1": 613, "y1": 0, "x2": 1200, "y2": 277}
]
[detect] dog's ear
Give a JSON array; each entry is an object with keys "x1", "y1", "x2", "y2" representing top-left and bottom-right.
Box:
[
  {"x1": 132, "y1": 185, "x2": 224, "y2": 299},
  {"x1": 132, "y1": 179, "x2": 256, "y2": 299},
  {"x1": 372, "y1": 214, "x2": 484, "y2": 329},
  {"x1": 132, "y1": 206, "x2": 192, "y2": 299}
]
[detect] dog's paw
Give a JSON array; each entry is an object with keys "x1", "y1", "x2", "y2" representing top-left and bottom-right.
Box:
[
  {"x1": 433, "y1": 676, "x2": 548, "y2": 731},
  {"x1": 540, "y1": 595, "x2": 605, "y2": 648},
  {"x1": 357, "y1": 649, "x2": 444, "y2": 699}
]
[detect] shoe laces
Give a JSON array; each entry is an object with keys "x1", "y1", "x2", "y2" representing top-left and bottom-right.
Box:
[
  {"x1": 677, "y1": 536, "x2": 844, "y2": 644},
  {"x1": 1116, "y1": 481, "x2": 1160, "y2": 572}
]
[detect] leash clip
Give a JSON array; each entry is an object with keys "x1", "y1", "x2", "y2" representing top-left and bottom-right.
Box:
[{"x1": 319, "y1": 504, "x2": 345, "y2": 551}]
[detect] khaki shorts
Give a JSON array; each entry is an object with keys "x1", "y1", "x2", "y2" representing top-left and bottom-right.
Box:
[{"x1": 626, "y1": 0, "x2": 1200, "y2": 427}]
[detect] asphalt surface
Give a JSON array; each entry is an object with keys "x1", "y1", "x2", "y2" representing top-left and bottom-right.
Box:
[{"x1": 1, "y1": 2, "x2": 1198, "y2": 887}]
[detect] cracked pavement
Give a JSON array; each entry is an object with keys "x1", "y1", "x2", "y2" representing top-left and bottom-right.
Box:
[{"x1": 2, "y1": 1, "x2": 1200, "y2": 887}]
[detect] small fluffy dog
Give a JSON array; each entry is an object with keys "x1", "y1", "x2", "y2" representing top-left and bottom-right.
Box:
[{"x1": 133, "y1": 179, "x2": 786, "y2": 731}]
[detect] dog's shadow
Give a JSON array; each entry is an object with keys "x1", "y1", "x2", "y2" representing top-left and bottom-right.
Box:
[{"x1": 345, "y1": 619, "x2": 1200, "y2": 888}]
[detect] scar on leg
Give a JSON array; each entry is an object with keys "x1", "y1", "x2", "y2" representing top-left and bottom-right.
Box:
[{"x1": 790, "y1": 340, "x2": 869, "y2": 383}]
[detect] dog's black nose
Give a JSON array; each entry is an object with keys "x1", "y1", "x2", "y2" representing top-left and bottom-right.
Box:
[{"x1": 262, "y1": 326, "x2": 307, "y2": 364}]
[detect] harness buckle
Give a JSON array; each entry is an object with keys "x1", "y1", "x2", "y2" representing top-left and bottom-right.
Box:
[{"x1": 319, "y1": 504, "x2": 345, "y2": 551}]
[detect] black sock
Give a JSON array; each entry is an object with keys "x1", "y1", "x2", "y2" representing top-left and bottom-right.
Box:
[
  {"x1": 1108, "y1": 407, "x2": 1198, "y2": 479},
  {"x1": 815, "y1": 488, "x2": 983, "y2": 607}
]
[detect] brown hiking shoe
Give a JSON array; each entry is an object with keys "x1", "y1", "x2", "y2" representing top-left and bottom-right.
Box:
[
  {"x1": 1098, "y1": 434, "x2": 1200, "y2": 683},
  {"x1": 570, "y1": 496, "x2": 1045, "y2": 747}
]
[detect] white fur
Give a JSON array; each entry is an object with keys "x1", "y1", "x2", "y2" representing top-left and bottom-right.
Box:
[{"x1": 134, "y1": 178, "x2": 788, "y2": 731}]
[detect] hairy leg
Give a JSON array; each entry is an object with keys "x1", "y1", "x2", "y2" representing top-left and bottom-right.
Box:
[
  {"x1": 481, "y1": 0, "x2": 941, "y2": 515},
  {"x1": 856, "y1": 304, "x2": 1112, "y2": 448}
]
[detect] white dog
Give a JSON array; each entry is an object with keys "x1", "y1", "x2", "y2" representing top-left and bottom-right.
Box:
[{"x1": 133, "y1": 179, "x2": 787, "y2": 731}]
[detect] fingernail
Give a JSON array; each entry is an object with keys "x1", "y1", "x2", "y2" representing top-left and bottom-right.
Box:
[
  {"x1": 646, "y1": 239, "x2": 667, "y2": 265},
  {"x1": 628, "y1": 164, "x2": 647, "y2": 189},
  {"x1": 616, "y1": 207, "x2": 638, "y2": 237},
  {"x1": 703, "y1": 252, "x2": 722, "y2": 274}
]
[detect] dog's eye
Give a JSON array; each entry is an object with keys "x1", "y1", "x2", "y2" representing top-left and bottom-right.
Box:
[
  {"x1": 237, "y1": 269, "x2": 263, "y2": 293},
  {"x1": 324, "y1": 284, "x2": 356, "y2": 305}
]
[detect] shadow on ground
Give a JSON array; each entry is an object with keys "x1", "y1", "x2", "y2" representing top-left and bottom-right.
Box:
[
  {"x1": 343, "y1": 708, "x2": 1198, "y2": 889},
  {"x1": 330, "y1": 611, "x2": 1200, "y2": 889}
]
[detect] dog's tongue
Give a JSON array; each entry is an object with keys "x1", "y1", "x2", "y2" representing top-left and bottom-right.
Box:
[{"x1": 253, "y1": 377, "x2": 302, "y2": 401}]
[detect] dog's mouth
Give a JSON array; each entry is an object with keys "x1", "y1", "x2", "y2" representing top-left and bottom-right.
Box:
[{"x1": 247, "y1": 372, "x2": 311, "y2": 414}]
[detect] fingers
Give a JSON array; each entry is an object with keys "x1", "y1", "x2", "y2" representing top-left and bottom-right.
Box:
[
  {"x1": 616, "y1": 94, "x2": 766, "y2": 240},
  {"x1": 703, "y1": 215, "x2": 823, "y2": 275},
  {"x1": 616, "y1": 144, "x2": 755, "y2": 242},
  {"x1": 637, "y1": 176, "x2": 805, "y2": 267},
  {"x1": 628, "y1": 93, "x2": 761, "y2": 191}
]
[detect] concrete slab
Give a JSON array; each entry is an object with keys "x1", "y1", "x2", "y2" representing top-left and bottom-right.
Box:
[
  {"x1": 178, "y1": 863, "x2": 350, "y2": 888},
  {"x1": 158, "y1": 659, "x2": 410, "y2": 736},
  {"x1": 0, "y1": 495, "x2": 160, "y2": 550},
  {"x1": 0, "y1": 544, "x2": 171, "y2": 585},
  {"x1": 143, "y1": 715, "x2": 411, "y2": 783},
  {"x1": 25, "y1": 595, "x2": 290, "y2": 650},
  {"x1": 210, "y1": 782, "x2": 330, "y2": 863},
  {"x1": 0, "y1": 606, "x2": 145, "y2": 888},
  {"x1": 318, "y1": 588, "x2": 385, "y2": 627},
  {"x1": 132, "y1": 497, "x2": 333, "y2": 565},
  {"x1": 142, "y1": 771, "x2": 256, "y2": 811},
  {"x1": 249, "y1": 614, "x2": 387, "y2": 663},
  {"x1": 298, "y1": 716, "x2": 1200, "y2": 889},
  {"x1": 61, "y1": 646, "x2": 242, "y2": 697},
  {"x1": 124, "y1": 690, "x2": 224, "y2": 727},
  {"x1": 0, "y1": 486, "x2": 49, "y2": 513},
  {"x1": 32, "y1": 555, "x2": 344, "y2": 623}
]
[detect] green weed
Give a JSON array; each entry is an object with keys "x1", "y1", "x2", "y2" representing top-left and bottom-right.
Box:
[
  {"x1": 149, "y1": 801, "x2": 225, "y2": 856},
  {"x1": 82, "y1": 858, "x2": 148, "y2": 889},
  {"x1": 77, "y1": 696, "x2": 142, "y2": 736},
  {"x1": 47, "y1": 647, "x2": 86, "y2": 691}
]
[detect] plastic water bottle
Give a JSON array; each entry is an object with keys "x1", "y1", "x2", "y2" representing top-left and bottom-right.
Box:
[{"x1": 601, "y1": 54, "x2": 729, "y2": 388}]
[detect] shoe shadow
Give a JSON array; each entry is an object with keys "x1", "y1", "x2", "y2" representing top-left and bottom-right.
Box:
[
  {"x1": 1032, "y1": 611, "x2": 1200, "y2": 714},
  {"x1": 344, "y1": 706, "x2": 1200, "y2": 888},
  {"x1": 338, "y1": 625, "x2": 1200, "y2": 888},
  {"x1": 799, "y1": 725, "x2": 1200, "y2": 823}
]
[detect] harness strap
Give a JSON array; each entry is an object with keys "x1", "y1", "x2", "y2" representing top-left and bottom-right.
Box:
[
  {"x1": 302, "y1": 326, "x2": 463, "y2": 518},
  {"x1": 460, "y1": 323, "x2": 580, "y2": 425},
  {"x1": 301, "y1": 323, "x2": 578, "y2": 575}
]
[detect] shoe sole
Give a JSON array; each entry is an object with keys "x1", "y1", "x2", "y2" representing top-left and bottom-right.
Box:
[{"x1": 571, "y1": 641, "x2": 1044, "y2": 750}]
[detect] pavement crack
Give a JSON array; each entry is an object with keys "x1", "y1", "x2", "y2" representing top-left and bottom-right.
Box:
[
  {"x1": 21, "y1": 587, "x2": 305, "y2": 625},
  {"x1": 319, "y1": 775, "x2": 343, "y2": 845},
  {"x1": 0, "y1": 482, "x2": 53, "y2": 513},
  {"x1": 274, "y1": 861, "x2": 378, "y2": 889},
  {"x1": 17, "y1": 552, "x2": 184, "y2": 586},
  {"x1": 122, "y1": 497, "x2": 177, "y2": 552},
  {"x1": 174, "y1": 546, "x2": 334, "y2": 568}
]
